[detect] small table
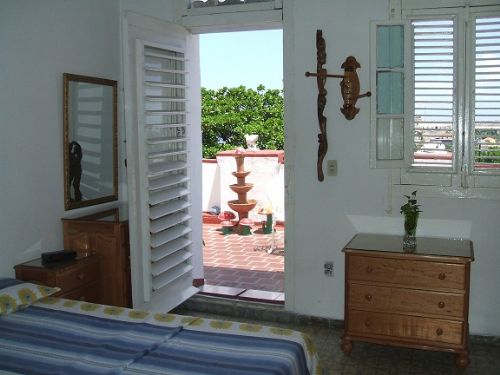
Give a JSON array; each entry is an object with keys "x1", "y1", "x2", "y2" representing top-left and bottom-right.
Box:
[
  {"x1": 14, "y1": 254, "x2": 100, "y2": 303},
  {"x1": 341, "y1": 233, "x2": 474, "y2": 368}
]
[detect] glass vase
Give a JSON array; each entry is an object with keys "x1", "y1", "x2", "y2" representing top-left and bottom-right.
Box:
[{"x1": 403, "y1": 212, "x2": 419, "y2": 250}]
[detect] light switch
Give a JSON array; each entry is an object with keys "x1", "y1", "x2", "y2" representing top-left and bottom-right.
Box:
[{"x1": 327, "y1": 160, "x2": 338, "y2": 176}]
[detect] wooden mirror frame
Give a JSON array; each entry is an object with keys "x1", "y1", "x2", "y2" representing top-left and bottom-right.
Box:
[{"x1": 63, "y1": 73, "x2": 118, "y2": 210}]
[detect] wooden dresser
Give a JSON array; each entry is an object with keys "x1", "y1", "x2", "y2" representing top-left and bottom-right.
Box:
[
  {"x1": 15, "y1": 255, "x2": 100, "y2": 303},
  {"x1": 62, "y1": 208, "x2": 132, "y2": 307},
  {"x1": 342, "y1": 233, "x2": 474, "y2": 368}
]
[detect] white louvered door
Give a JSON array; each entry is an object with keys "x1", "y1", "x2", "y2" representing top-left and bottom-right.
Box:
[{"x1": 124, "y1": 13, "x2": 202, "y2": 313}]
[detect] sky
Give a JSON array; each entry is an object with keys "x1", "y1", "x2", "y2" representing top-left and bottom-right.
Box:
[{"x1": 199, "y1": 29, "x2": 283, "y2": 90}]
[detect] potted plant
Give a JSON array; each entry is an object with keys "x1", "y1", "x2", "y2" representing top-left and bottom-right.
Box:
[{"x1": 400, "y1": 190, "x2": 422, "y2": 249}]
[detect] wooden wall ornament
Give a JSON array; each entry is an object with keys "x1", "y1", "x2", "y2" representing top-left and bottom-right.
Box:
[{"x1": 305, "y1": 30, "x2": 371, "y2": 181}]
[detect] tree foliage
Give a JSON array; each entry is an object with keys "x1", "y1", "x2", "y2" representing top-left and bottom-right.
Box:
[{"x1": 201, "y1": 85, "x2": 284, "y2": 158}]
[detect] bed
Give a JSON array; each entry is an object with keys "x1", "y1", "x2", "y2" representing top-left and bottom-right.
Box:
[{"x1": 0, "y1": 278, "x2": 322, "y2": 374}]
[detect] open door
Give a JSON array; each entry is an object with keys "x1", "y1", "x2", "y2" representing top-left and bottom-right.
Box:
[{"x1": 123, "y1": 12, "x2": 202, "y2": 312}]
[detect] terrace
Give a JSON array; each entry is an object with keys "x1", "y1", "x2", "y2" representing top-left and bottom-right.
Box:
[{"x1": 200, "y1": 150, "x2": 285, "y2": 302}]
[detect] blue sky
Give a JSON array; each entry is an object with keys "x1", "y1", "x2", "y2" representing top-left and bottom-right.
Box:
[{"x1": 200, "y1": 29, "x2": 283, "y2": 90}]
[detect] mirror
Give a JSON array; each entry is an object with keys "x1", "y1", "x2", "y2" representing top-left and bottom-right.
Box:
[{"x1": 63, "y1": 73, "x2": 118, "y2": 210}]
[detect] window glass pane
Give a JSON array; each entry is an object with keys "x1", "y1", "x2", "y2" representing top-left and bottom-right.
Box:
[
  {"x1": 377, "y1": 72, "x2": 403, "y2": 114},
  {"x1": 377, "y1": 25, "x2": 404, "y2": 68},
  {"x1": 474, "y1": 15, "x2": 500, "y2": 171},
  {"x1": 376, "y1": 118, "x2": 404, "y2": 160}
]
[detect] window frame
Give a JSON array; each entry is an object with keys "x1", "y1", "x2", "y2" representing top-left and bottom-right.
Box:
[{"x1": 371, "y1": 3, "x2": 500, "y2": 199}]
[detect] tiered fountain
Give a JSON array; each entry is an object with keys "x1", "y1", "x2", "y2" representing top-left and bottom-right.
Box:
[{"x1": 227, "y1": 149, "x2": 257, "y2": 233}]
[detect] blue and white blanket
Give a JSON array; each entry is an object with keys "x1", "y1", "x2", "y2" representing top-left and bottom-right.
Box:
[{"x1": 0, "y1": 297, "x2": 322, "y2": 374}]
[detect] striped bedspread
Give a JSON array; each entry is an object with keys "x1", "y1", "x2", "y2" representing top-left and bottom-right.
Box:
[{"x1": 0, "y1": 297, "x2": 322, "y2": 374}]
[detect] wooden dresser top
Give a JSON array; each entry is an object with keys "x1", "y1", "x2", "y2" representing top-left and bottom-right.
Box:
[{"x1": 343, "y1": 233, "x2": 474, "y2": 261}]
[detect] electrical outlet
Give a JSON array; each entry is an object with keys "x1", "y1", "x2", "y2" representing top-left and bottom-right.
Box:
[
  {"x1": 324, "y1": 261, "x2": 334, "y2": 277},
  {"x1": 327, "y1": 160, "x2": 337, "y2": 176}
]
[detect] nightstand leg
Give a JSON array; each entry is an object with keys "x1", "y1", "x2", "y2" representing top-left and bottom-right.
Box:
[
  {"x1": 341, "y1": 337, "x2": 353, "y2": 355},
  {"x1": 455, "y1": 352, "x2": 470, "y2": 369}
]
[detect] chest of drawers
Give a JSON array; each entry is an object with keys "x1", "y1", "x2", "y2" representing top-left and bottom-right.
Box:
[
  {"x1": 14, "y1": 255, "x2": 100, "y2": 303},
  {"x1": 342, "y1": 233, "x2": 474, "y2": 368},
  {"x1": 62, "y1": 208, "x2": 132, "y2": 307}
]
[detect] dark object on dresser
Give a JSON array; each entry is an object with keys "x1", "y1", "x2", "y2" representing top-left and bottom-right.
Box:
[{"x1": 41, "y1": 249, "x2": 77, "y2": 264}]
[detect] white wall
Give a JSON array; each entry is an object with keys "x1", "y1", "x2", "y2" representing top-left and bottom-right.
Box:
[
  {"x1": 0, "y1": 0, "x2": 172, "y2": 277},
  {"x1": 202, "y1": 161, "x2": 220, "y2": 212},
  {"x1": 283, "y1": 0, "x2": 500, "y2": 336},
  {"x1": 0, "y1": 0, "x2": 120, "y2": 276}
]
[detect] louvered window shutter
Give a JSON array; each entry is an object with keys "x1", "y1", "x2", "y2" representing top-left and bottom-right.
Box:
[
  {"x1": 472, "y1": 14, "x2": 500, "y2": 171},
  {"x1": 411, "y1": 18, "x2": 456, "y2": 169},
  {"x1": 135, "y1": 40, "x2": 198, "y2": 309}
]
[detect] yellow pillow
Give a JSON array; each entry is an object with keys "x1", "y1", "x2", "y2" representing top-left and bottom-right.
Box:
[{"x1": 0, "y1": 278, "x2": 60, "y2": 315}]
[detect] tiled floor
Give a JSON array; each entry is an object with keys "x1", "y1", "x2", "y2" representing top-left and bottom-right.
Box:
[{"x1": 201, "y1": 222, "x2": 285, "y2": 301}]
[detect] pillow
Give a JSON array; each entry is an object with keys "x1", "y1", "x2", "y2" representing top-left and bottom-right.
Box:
[{"x1": 0, "y1": 278, "x2": 60, "y2": 315}]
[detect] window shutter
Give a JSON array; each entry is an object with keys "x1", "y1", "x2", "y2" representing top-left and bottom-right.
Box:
[
  {"x1": 370, "y1": 21, "x2": 412, "y2": 168},
  {"x1": 471, "y1": 14, "x2": 500, "y2": 173},
  {"x1": 411, "y1": 18, "x2": 455, "y2": 169},
  {"x1": 136, "y1": 41, "x2": 199, "y2": 308}
]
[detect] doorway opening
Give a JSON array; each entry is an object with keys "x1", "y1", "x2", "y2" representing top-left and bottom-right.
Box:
[{"x1": 199, "y1": 29, "x2": 285, "y2": 303}]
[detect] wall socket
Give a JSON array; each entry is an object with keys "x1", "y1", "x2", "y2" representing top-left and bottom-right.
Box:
[
  {"x1": 324, "y1": 261, "x2": 334, "y2": 277},
  {"x1": 327, "y1": 160, "x2": 338, "y2": 176}
]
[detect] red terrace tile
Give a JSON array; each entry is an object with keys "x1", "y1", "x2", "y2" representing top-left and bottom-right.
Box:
[{"x1": 202, "y1": 223, "x2": 285, "y2": 296}]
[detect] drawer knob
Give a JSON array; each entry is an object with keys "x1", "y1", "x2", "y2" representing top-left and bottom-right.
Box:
[
  {"x1": 364, "y1": 319, "x2": 372, "y2": 328},
  {"x1": 78, "y1": 273, "x2": 85, "y2": 280},
  {"x1": 438, "y1": 273, "x2": 446, "y2": 280},
  {"x1": 365, "y1": 294, "x2": 372, "y2": 301},
  {"x1": 436, "y1": 328, "x2": 444, "y2": 336},
  {"x1": 438, "y1": 301, "x2": 445, "y2": 309},
  {"x1": 365, "y1": 266, "x2": 373, "y2": 274}
]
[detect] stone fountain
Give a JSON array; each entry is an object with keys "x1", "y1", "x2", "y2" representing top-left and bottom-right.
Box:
[{"x1": 227, "y1": 150, "x2": 257, "y2": 227}]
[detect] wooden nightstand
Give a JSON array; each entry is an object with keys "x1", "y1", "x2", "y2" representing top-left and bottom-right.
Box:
[
  {"x1": 14, "y1": 254, "x2": 100, "y2": 303},
  {"x1": 342, "y1": 233, "x2": 474, "y2": 368}
]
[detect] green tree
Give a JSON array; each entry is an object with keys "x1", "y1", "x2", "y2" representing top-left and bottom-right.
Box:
[{"x1": 201, "y1": 85, "x2": 284, "y2": 158}]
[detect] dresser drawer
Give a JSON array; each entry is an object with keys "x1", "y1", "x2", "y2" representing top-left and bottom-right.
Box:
[
  {"x1": 56, "y1": 262, "x2": 99, "y2": 293},
  {"x1": 348, "y1": 310, "x2": 464, "y2": 345},
  {"x1": 348, "y1": 255, "x2": 466, "y2": 290},
  {"x1": 349, "y1": 283, "x2": 465, "y2": 318},
  {"x1": 61, "y1": 281, "x2": 100, "y2": 303}
]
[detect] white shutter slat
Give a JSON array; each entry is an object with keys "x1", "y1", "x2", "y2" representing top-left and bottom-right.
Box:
[
  {"x1": 148, "y1": 160, "x2": 187, "y2": 176},
  {"x1": 151, "y1": 250, "x2": 192, "y2": 277},
  {"x1": 150, "y1": 224, "x2": 191, "y2": 248},
  {"x1": 148, "y1": 150, "x2": 187, "y2": 159},
  {"x1": 145, "y1": 67, "x2": 187, "y2": 74},
  {"x1": 147, "y1": 136, "x2": 188, "y2": 145},
  {"x1": 152, "y1": 263, "x2": 193, "y2": 291},
  {"x1": 146, "y1": 96, "x2": 188, "y2": 103},
  {"x1": 149, "y1": 186, "x2": 190, "y2": 205},
  {"x1": 149, "y1": 199, "x2": 191, "y2": 220},
  {"x1": 147, "y1": 123, "x2": 187, "y2": 128},
  {"x1": 145, "y1": 110, "x2": 187, "y2": 115},
  {"x1": 150, "y1": 211, "x2": 191, "y2": 234},
  {"x1": 144, "y1": 50, "x2": 186, "y2": 61},
  {"x1": 145, "y1": 82, "x2": 187, "y2": 89},
  {"x1": 151, "y1": 237, "x2": 192, "y2": 262},
  {"x1": 149, "y1": 174, "x2": 189, "y2": 191}
]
